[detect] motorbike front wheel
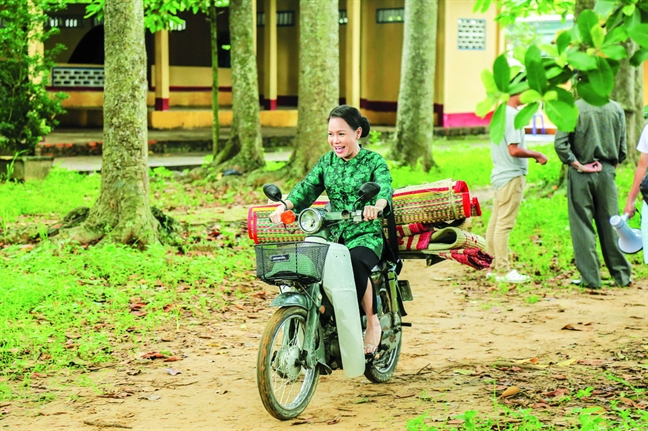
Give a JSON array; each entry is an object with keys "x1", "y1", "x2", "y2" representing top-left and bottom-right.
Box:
[{"x1": 257, "y1": 306, "x2": 320, "y2": 420}]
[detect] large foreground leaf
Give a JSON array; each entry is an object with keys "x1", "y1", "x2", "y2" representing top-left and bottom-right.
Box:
[{"x1": 545, "y1": 99, "x2": 578, "y2": 132}]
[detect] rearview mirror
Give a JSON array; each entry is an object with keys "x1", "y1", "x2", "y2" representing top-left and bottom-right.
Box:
[
  {"x1": 263, "y1": 184, "x2": 283, "y2": 202},
  {"x1": 358, "y1": 182, "x2": 381, "y2": 203}
]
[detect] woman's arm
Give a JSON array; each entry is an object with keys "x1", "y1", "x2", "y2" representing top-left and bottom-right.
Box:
[{"x1": 624, "y1": 152, "x2": 648, "y2": 217}]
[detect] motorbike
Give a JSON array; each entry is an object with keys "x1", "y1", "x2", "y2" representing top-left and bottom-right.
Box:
[{"x1": 254, "y1": 182, "x2": 413, "y2": 420}]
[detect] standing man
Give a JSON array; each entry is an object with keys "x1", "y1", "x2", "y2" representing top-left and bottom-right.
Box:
[
  {"x1": 486, "y1": 89, "x2": 548, "y2": 283},
  {"x1": 554, "y1": 99, "x2": 632, "y2": 288}
]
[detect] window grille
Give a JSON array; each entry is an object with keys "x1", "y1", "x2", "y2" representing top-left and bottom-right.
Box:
[
  {"x1": 339, "y1": 10, "x2": 348, "y2": 25},
  {"x1": 458, "y1": 18, "x2": 486, "y2": 50},
  {"x1": 169, "y1": 20, "x2": 187, "y2": 31},
  {"x1": 376, "y1": 8, "x2": 404, "y2": 24},
  {"x1": 276, "y1": 11, "x2": 294, "y2": 26},
  {"x1": 257, "y1": 11, "x2": 295, "y2": 27},
  {"x1": 47, "y1": 15, "x2": 84, "y2": 29},
  {"x1": 51, "y1": 66, "x2": 104, "y2": 88}
]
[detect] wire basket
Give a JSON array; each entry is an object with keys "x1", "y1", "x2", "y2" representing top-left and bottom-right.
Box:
[{"x1": 255, "y1": 242, "x2": 330, "y2": 284}]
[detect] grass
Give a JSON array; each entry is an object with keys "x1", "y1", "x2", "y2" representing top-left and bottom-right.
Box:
[{"x1": 0, "y1": 139, "x2": 647, "y2": 429}]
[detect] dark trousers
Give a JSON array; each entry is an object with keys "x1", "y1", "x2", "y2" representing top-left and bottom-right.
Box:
[{"x1": 566, "y1": 164, "x2": 631, "y2": 287}]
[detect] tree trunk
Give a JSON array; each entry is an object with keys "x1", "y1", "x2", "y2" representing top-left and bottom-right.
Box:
[
  {"x1": 284, "y1": 0, "x2": 339, "y2": 178},
  {"x1": 574, "y1": 0, "x2": 595, "y2": 17},
  {"x1": 611, "y1": 39, "x2": 642, "y2": 163},
  {"x1": 61, "y1": 0, "x2": 159, "y2": 247},
  {"x1": 389, "y1": 0, "x2": 437, "y2": 171},
  {"x1": 213, "y1": 0, "x2": 264, "y2": 172},
  {"x1": 210, "y1": 1, "x2": 221, "y2": 156}
]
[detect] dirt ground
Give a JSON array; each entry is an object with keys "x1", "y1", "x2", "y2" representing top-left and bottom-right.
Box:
[{"x1": 2, "y1": 258, "x2": 647, "y2": 431}]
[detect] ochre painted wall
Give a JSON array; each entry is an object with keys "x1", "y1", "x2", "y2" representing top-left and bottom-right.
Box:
[
  {"x1": 442, "y1": 0, "x2": 499, "y2": 124},
  {"x1": 360, "y1": 0, "x2": 404, "y2": 104}
]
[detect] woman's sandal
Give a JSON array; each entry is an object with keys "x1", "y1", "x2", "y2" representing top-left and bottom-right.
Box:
[{"x1": 363, "y1": 329, "x2": 382, "y2": 360}]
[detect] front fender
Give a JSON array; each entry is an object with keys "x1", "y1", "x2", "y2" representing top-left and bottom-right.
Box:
[{"x1": 270, "y1": 291, "x2": 311, "y2": 309}]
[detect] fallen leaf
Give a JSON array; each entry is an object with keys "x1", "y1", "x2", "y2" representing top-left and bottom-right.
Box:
[
  {"x1": 556, "y1": 358, "x2": 577, "y2": 367},
  {"x1": 163, "y1": 356, "x2": 183, "y2": 362},
  {"x1": 138, "y1": 394, "x2": 161, "y2": 401},
  {"x1": 499, "y1": 386, "x2": 521, "y2": 398},
  {"x1": 453, "y1": 369, "x2": 473, "y2": 375},
  {"x1": 141, "y1": 352, "x2": 167, "y2": 360},
  {"x1": 327, "y1": 415, "x2": 340, "y2": 425},
  {"x1": 544, "y1": 388, "x2": 569, "y2": 397},
  {"x1": 561, "y1": 324, "x2": 581, "y2": 331}
]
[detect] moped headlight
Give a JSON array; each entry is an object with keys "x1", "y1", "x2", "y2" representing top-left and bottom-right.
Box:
[{"x1": 298, "y1": 208, "x2": 323, "y2": 234}]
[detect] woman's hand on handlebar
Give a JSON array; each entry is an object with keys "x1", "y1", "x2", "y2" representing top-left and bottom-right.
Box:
[
  {"x1": 269, "y1": 200, "x2": 294, "y2": 224},
  {"x1": 269, "y1": 204, "x2": 286, "y2": 224},
  {"x1": 363, "y1": 201, "x2": 387, "y2": 221}
]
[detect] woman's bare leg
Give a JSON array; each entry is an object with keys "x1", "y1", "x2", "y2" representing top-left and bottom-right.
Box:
[{"x1": 361, "y1": 278, "x2": 381, "y2": 354}]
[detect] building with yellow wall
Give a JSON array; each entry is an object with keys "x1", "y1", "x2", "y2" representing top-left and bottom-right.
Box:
[{"x1": 44, "y1": 1, "x2": 648, "y2": 130}]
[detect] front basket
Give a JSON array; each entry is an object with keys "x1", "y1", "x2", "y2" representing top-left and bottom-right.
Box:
[{"x1": 255, "y1": 242, "x2": 330, "y2": 284}]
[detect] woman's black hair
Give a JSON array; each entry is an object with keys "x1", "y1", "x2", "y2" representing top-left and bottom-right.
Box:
[{"x1": 327, "y1": 105, "x2": 371, "y2": 138}]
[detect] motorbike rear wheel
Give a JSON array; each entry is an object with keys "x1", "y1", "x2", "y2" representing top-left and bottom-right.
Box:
[
  {"x1": 364, "y1": 291, "x2": 402, "y2": 383},
  {"x1": 257, "y1": 306, "x2": 320, "y2": 420}
]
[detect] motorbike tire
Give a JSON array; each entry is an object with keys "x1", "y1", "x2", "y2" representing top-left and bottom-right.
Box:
[
  {"x1": 364, "y1": 293, "x2": 402, "y2": 383},
  {"x1": 257, "y1": 306, "x2": 320, "y2": 420}
]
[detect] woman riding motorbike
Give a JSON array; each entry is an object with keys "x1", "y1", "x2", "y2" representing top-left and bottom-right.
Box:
[{"x1": 269, "y1": 105, "x2": 393, "y2": 356}]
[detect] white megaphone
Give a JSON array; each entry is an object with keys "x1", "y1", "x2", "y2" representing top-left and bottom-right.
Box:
[{"x1": 609, "y1": 214, "x2": 643, "y2": 254}]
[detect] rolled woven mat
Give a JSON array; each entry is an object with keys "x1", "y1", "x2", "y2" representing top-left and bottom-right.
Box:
[
  {"x1": 395, "y1": 223, "x2": 486, "y2": 252},
  {"x1": 247, "y1": 201, "x2": 329, "y2": 244},
  {"x1": 392, "y1": 179, "x2": 480, "y2": 225}
]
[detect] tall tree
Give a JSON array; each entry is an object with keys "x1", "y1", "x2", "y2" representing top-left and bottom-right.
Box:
[
  {"x1": 63, "y1": 0, "x2": 160, "y2": 246},
  {"x1": 389, "y1": 0, "x2": 438, "y2": 171},
  {"x1": 212, "y1": 0, "x2": 264, "y2": 172},
  {"x1": 209, "y1": 1, "x2": 222, "y2": 156},
  {"x1": 282, "y1": 0, "x2": 339, "y2": 178}
]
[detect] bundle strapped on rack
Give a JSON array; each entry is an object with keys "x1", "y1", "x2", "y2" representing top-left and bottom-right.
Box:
[{"x1": 246, "y1": 179, "x2": 492, "y2": 270}]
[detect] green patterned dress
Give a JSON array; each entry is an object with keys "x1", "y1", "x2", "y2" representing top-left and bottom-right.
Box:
[{"x1": 287, "y1": 147, "x2": 393, "y2": 259}]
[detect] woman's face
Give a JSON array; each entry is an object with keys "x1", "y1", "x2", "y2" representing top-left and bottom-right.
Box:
[{"x1": 328, "y1": 117, "x2": 361, "y2": 161}]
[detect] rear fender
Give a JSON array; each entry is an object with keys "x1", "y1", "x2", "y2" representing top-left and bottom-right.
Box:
[{"x1": 269, "y1": 291, "x2": 311, "y2": 310}]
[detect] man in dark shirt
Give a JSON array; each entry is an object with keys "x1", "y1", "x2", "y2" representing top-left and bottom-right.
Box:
[{"x1": 554, "y1": 99, "x2": 631, "y2": 288}]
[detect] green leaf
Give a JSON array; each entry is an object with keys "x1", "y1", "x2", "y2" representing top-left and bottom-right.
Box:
[
  {"x1": 514, "y1": 102, "x2": 540, "y2": 130},
  {"x1": 546, "y1": 67, "x2": 564, "y2": 80},
  {"x1": 588, "y1": 56, "x2": 615, "y2": 97},
  {"x1": 577, "y1": 10, "x2": 599, "y2": 46},
  {"x1": 509, "y1": 81, "x2": 529, "y2": 96},
  {"x1": 630, "y1": 48, "x2": 648, "y2": 67},
  {"x1": 543, "y1": 91, "x2": 558, "y2": 101},
  {"x1": 524, "y1": 46, "x2": 547, "y2": 93},
  {"x1": 513, "y1": 46, "x2": 526, "y2": 64},
  {"x1": 591, "y1": 25, "x2": 605, "y2": 49},
  {"x1": 566, "y1": 51, "x2": 597, "y2": 70},
  {"x1": 476, "y1": 98, "x2": 494, "y2": 118},
  {"x1": 489, "y1": 103, "x2": 507, "y2": 145},
  {"x1": 628, "y1": 24, "x2": 648, "y2": 48},
  {"x1": 493, "y1": 55, "x2": 510, "y2": 93},
  {"x1": 539, "y1": 44, "x2": 558, "y2": 58},
  {"x1": 519, "y1": 89, "x2": 541, "y2": 104},
  {"x1": 622, "y1": 4, "x2": 635, "y2": 16},
  {"x1": 545, "y1": 99, "x2": 578, "y2": 132},
  {"x1": 600, "y1": 45, "x2": 627, "y2": 60},
  {"x1": 556, "y1": 31, "x2": 572, "y2": 55},
  {"x1": 594, "y1": 0, "x2": 617, "y2": 18},
  {"x1": 624, "y1": 8, "x2": 641, "y2": 29},
  {"x1": 603, "y1": 26, "x2": 628, "y2": 46},
  {"x1": 481, "y1": 69, "x2": 498, "y2": 95},
  {"x1": 577, "y1": 82, "x2": 610, "y2": 106}
]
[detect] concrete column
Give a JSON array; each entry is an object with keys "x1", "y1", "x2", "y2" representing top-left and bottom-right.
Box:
[
  {"x1": 263, "y1": 0, "x2": 277, "y2": 110},
  {"x1": 345, "y1": 0, "x2": 361, "y2": 109},
  {"x1": 154, "y1": 30, "x2": 170, "y2": 111}
]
